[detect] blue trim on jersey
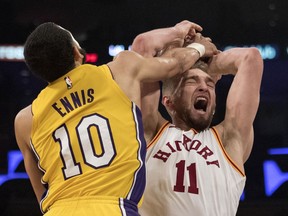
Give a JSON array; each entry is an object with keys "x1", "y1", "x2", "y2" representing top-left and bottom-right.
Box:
[
  {"x1": 29, "y1": 140, "x2": 48, "y2": 214},
  {"x1": 126, "y1": 103, "x2": 146, "y2": 204},
  {"x1": 119, "y1": 198, "x2": 140, "y2": 216}
]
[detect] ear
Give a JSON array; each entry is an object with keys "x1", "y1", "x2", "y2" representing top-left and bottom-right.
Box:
[
  {"x1": 162, "y1": 95, "x2": 175, "y2": 112},
  {"x1": 73, "y1": 46, "x2": 84, "y2": 66}
]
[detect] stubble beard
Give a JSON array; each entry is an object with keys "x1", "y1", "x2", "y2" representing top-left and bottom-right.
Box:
[{"x1": 181, "y1": 109, "x2": 214, "y2": 132}]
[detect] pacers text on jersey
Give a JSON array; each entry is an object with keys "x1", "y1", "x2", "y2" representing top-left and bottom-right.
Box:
[{"x1": 52, "y1": 88, "x2": 94, "y2": 117}]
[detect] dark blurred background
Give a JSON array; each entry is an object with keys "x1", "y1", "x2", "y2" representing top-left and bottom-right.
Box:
[{"x1": 0, "y1": 0, "x2": 288, "y2": 215}]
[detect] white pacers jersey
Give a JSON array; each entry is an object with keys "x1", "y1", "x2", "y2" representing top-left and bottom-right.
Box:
[{"x1": 139, "y1": 122, "x2": 246, "y2": 216}]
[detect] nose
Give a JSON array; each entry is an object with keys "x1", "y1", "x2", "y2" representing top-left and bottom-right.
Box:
[{"x1": 198, "y1": 81, "x2": 208, "y2": 91}]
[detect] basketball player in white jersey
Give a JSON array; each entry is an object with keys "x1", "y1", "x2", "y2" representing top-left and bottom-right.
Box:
[{"x1": 131, "y1": 24, "x2": 264, "y2": 216}]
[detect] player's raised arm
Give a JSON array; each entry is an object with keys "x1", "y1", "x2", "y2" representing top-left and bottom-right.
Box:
[
  {"x1": 131, "y1": 20, "x2": 203, "y2": 57},
  {"x1": 210, "y1": 48, "x2": 263, "y2": 168}
]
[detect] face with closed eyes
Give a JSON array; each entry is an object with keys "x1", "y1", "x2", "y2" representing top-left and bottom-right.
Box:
[{"x1": 164, "y1": 68, "x2": 216, "y2": 131}]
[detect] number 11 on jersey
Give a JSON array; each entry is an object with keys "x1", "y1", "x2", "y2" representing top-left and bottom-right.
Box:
[{"x1": 174, "y1": 160, "x2": 199, "y2": 194}]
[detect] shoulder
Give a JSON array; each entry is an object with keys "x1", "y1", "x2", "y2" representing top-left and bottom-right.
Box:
[
  {"x1": 111, "y1": 50, "x2": 143, "y2": 64},
  {"x1": 14, "y1": 105, "x2": 33, "y2": 149},
  {"x1": 107, "y1": 50, "x2": 145, "y2": 83},
  {"x1": 213, "y1": 122, "x2": 240, "y2": 149},
  {"x1": 145, "y1": 116, "x2": 169, "y2": 144},
  {"x1": 15, "y1": 105, "x2": 33, "y2": 133},
  {"x1": 15, "y1": 105, "x2": 32, "y2": 123},
  {"x1": 108, "y1": 50, "x2": 144, "y2": 71},
  {"x1": 213, "y1": 122, "x2": 246, "y2": 172}
]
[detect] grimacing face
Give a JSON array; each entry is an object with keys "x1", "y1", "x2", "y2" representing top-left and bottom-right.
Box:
[{"x1": 170, "y1": 68, "x2": 216, "y2": 131}]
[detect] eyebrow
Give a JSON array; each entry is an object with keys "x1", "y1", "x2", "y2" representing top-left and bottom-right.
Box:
[
  {"x1": 183, "y1": 75, "x2": 197, "y2": 81},
  {"x1": 184, "y1": 75, "x2": 215, "y2": 84}
]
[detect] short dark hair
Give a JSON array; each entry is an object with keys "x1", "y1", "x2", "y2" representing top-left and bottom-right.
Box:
[{"x1": 24, "y1": 22, "x2": 75, "y2": 82}]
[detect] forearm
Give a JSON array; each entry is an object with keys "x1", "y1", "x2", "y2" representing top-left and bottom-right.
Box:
[
  {"x1": 208, "y1": 48, "x2": 262, "y2": 76},
  {"x1": 160, "y1": 46, "x2": 201, "y2": 76},
  {"x1": 138, "y1": 47, "x2": 200, "y2": 82},
  {"x1": 131, "y1": 27, "x2": 184, "y2": 57}
]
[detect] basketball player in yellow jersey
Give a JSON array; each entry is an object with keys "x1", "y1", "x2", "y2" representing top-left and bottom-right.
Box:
[{"x1": 14, "y1": 22, "x2": 219, "y2": 215}]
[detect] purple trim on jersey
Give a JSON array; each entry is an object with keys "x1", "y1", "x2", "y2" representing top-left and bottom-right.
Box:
[
  {"x1": 126, "y1": 103, "x2": 146, "y2": 204},
  {"x1": 29, "y1": 140, "x2": 48, "y2": 214},
  {"x1": 119, "y1": 198, "x2": 140, "y2": 216}
]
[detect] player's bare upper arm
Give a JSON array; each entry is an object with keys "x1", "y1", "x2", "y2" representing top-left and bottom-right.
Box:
[
  {"x1": 217, "y1": 48, "x2": 263, "y2": 164},
  {"x1": 141, "y1": 82, "x2": 167, "y2": 143},
  {"x1": 14, "y1": 105, "x2": 33, "y2": 152},
  {"x1": 224, "y1": 49, "x2": 262, "y2": 138}
]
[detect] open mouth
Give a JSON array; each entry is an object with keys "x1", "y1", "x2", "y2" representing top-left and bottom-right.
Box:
[{"x1": 194, "y1": 97, "x2": 208, "y2": 112}]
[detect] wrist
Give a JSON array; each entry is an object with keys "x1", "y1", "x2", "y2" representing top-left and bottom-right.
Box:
[{"x1": 187, "y1": 43, "x2": 205, "y2": 57}]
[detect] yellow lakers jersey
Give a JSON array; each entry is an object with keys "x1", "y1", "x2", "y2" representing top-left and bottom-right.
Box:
[{"x1": 31, "y1": 64, "x2": 146, "y2": 213}]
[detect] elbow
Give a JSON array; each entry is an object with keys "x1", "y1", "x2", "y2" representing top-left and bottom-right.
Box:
[
  {"x1": 246, "y1": 48, "x2": 263, "y2": 67},
  {"x1": 243, "y1": 47, "x2": 264, "y2": 76},
  {"x1": 131, "y1": 34, "x2": 151, "y2": 56}
]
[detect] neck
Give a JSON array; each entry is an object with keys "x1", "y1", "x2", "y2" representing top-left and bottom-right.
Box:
[{"x1": 171, "y1": 117, "x2": 191, "y2": 131}]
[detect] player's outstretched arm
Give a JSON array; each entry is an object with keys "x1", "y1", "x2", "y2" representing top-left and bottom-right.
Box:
[{"x1": 131, "y1": 20, "x2": 202, "y2": 57}]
